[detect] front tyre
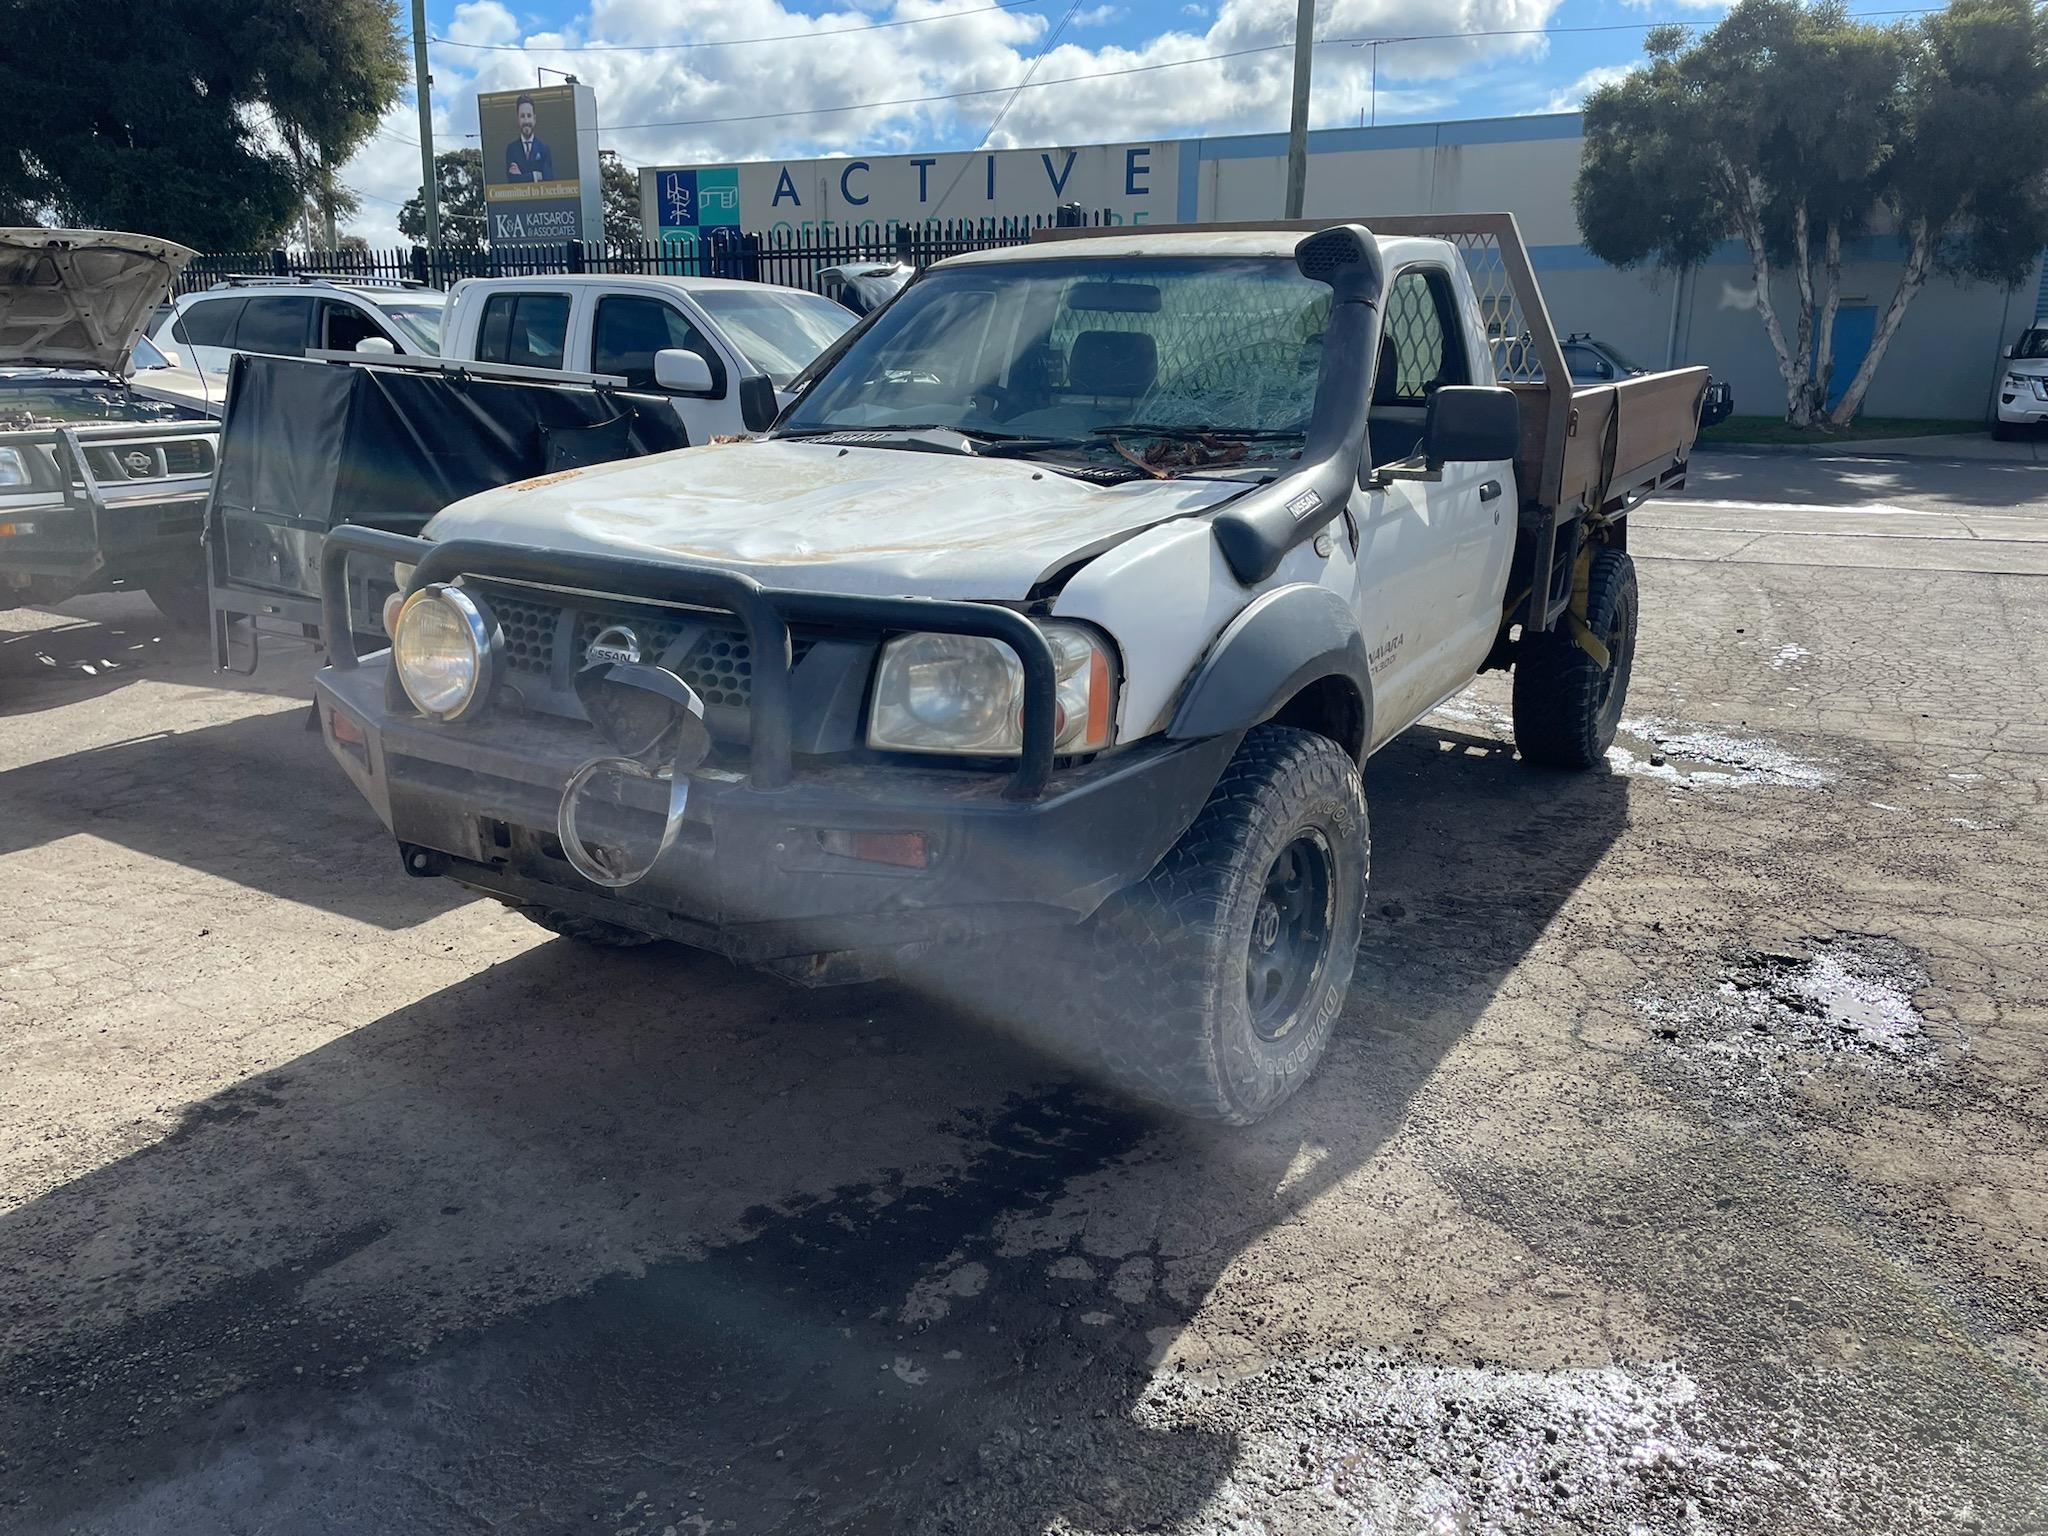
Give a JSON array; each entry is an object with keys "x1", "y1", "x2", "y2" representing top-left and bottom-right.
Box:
[
  {"x1": 1512, "y1": 546, "x2": 1638, "y2": 769},
  {"x1": 1077, "y1": 726, "x2": 1368, "y2": 1125}
]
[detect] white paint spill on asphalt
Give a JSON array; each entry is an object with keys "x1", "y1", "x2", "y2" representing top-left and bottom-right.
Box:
[
  {"x1": 1612, "y1": 718, "x2": 1833, "y2": 791},
  {"x1": 897, "y1": 1260, "x2": 990, "y2": 1324},
  {"x1": 1637, "y1": 936, "x2": 1948, "y2": 1089},
  {"x1": 1426, "y1": 697, "x2": 1515, "y2": 736},
  {"x1": 1426, "y1": 701, "x2": 1833, "y2": 792},
  {"x1": 1114, "y1": 1354, "x2": 1738, "y2": 1536},
  {"x1": 1769, "y1": 643, "x2": 1811, "y2": 670}
]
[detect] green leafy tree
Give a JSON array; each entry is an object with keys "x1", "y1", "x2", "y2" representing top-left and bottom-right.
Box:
[
  {"x1": 1575, "y1": 0, "x2": 2048, "y2": 428},
  {"x1": 0, "y1": 0, "x2": 407, "y2": 250},
  {"x1": 399, "y1": 149, "x2": 488, "y2": 250},
  {"x1": 601, "y1": 153, "x2": 642, "y2": 244}
]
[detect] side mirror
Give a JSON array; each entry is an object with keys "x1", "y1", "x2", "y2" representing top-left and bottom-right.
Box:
[
  {"x1": 355, "y1": 335, "x2": 398, "y2": 356},
  {"x1": 1424, "y1": 385, "x2": 1520, "y2": 469},
  {"x1": 2003, "y1": 344, "x2": 2015, "y2": 360},
  {"x1": 653, "y1": 347, "x2": 714, "y2": 393},
  {"x1": 157, "y1": 346, "x2": 183, "y2": 368},
  {"x1": 737, "y1": 372, "x2": 779, "y2": 433}
]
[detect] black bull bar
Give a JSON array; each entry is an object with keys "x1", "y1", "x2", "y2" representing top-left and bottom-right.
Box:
[{"x1": 318, "y1": 525, "x2": 1063, "y2": 798}]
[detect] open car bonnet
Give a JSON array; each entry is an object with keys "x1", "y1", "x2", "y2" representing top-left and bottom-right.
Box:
[
  {"x1": 0, "y1": 229, "x2": 196, "y2": 375},
  {"x1": 422, "y1": 437, "x2": 1256, "y2": 600}
]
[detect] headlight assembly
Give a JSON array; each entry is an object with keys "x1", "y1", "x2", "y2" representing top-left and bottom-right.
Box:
[
  {"x1": 868, "y1": 621, "x2": 1115, "y2": 757},
  {"x1": 0, "y1": 447, "x2": 29, "y2": 488},
  {"x1": 392, "y1": 583, "x2": 498, "y2": 720}
]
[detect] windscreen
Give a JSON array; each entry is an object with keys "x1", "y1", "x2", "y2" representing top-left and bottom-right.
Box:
[
  {"x1": 693, "y1": 290, "x2": 855, "y2": 387},
  {"x1": 781, "y1": 256, "x2": 1331, "y2": 439},
  {"x1": 380, "y1": 300, "x2": 446, "y2": 355}
]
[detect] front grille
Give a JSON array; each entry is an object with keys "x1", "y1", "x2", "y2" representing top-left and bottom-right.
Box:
[
  {"x1": 476, "y1": 583, "x2": 813, "y2": 711},
  {"x1": 161, "y1": 439, "x2": 215, "y2": 476},
  {"x1": 78, "y1": 436, "x2": 216, "y2": 484},
  {"x1": 492, "y1": 593, "x2": 562, "y2": 675}
]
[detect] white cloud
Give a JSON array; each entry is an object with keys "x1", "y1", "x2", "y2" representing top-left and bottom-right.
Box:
[
  {"x1": 336, "y1": 0, "x2": 1570, "y2": 245},
  {"x1": 1181, "y1": 2, "x2": 1209, "y2": 14},
  {"x1": 1545, "y1": 61, "x2": 1638, "y2": 112},
  {"x1": 1072, "y1": 4, "x2": 1124, "y2": 25},
  {"x1": 445, "y1": 0, "x2": 519, "y2": 46}
]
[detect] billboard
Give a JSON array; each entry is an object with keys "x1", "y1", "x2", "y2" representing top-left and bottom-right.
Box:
[
  {"x1": 479, "y1": 83, "x2": 603, "y2": 246},
  {"x1": 641, "y1": 141, "x2": 1181, "y2": 245}
]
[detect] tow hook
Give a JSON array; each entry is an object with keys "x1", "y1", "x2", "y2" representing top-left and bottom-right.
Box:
[
  {"x1": 400, "y1": 843, "x2": 448, "y2": 878},
  {"x1": 557, "y1": 661, "x2": 712, "y2": 889}
]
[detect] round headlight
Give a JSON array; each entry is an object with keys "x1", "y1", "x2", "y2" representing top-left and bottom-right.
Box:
[{"x1": 393, "y1": 584, "x2": 496, "y2": 720}]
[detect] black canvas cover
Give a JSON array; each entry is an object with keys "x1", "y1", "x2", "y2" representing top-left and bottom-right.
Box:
[{"x1": 210, "y1": 353, "x2": 688, "y2": 600}]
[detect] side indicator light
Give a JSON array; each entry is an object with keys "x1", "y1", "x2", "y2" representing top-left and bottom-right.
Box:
[{"x1": 817, "y1": 829, "x2": 931, "y2": 869}]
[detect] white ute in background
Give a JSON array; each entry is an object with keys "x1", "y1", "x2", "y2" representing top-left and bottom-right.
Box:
[{"x1": 437, "y1": 274, "x2": 857, "y2": 441}]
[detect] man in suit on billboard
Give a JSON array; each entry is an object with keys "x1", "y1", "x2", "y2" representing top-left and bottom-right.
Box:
[{"x1": 503, "y1": 97, "x2": 556, "y2": 184}]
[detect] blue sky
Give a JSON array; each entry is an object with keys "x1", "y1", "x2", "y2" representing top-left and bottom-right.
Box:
[{"x1": 344, "y1": 0, "x2": 1743, "y2": 239}]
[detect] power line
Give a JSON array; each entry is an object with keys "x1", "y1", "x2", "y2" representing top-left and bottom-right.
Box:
[
  {"x1": 425, "y1": 0, "x2": 1049, "y2": 54},
  {"x1": 567, "y1": 8, "x2": 1945, "y2": 137},
  {"x1": 930, "y1": 0, "x2": 1083, "y2": 213}
]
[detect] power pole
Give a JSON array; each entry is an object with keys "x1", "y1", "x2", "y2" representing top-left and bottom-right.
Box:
[
  {"x1": 1283, "y1": 0, "x2": 1315, "y2": 218},
  {"x1": 412, "y1": 0, "x2": 440, "y2": 257}
]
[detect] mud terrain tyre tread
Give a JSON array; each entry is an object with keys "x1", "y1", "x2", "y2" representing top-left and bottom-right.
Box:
[
  {"x1": 496, "y1": 898, "x2": 662, "y2": 948},
  {"x1": 1512, "y1": 546, "x2": 1638, "y2": 770},
  {"x1": 1071, "y1": 726, "x2": 1368, "y2": 1125}
]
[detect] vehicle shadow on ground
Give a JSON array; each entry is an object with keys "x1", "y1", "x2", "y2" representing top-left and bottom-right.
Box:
[
  {"x1": 0, "y1": 725, "x2": 1628, "y2": 1534},
  {"x1": 0, "y1": 602, "x2": 209, "y2": 716},
  {"x1": 0, "y1": 704, "x2": 460, "y2": 931}
]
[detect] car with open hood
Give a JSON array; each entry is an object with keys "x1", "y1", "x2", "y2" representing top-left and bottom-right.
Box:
[{"x1": 0, "y1": 228, "x2": 221, "y2": 626}]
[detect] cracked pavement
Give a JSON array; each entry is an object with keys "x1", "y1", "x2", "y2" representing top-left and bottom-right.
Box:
[{"x1": 1, "y1": 452, "x2": 2044, "y2": 1534}]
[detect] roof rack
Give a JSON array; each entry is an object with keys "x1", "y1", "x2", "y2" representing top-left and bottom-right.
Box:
[{"x1": 206, "y1": 273, "x2": 430, "y2": 292}]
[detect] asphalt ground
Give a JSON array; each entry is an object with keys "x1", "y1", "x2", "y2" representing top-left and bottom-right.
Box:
[{"x1": 1, "y1": 450, "x2": 2044, "y2": 1534}]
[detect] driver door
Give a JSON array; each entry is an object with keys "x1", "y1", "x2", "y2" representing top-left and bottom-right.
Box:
[{"x1": 1352, "y1": 263, "x2": 1511, "y2": 743}]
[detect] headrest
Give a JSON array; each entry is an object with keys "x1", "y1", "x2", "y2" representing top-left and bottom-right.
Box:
[{"x1": 1069, "y1": 329, "x2": 1157, "y2": 398}]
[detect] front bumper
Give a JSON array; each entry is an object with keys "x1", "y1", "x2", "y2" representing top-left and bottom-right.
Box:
[
  {"x1": 0, "y1": 421, "x2": 212, "y2": 587},
  {"x1": 317, "y1": 655, "x2": 1235, "y2": 966},
  {"x1": 1996, "y1": 380, "x2": 2048, "y2": 424}
]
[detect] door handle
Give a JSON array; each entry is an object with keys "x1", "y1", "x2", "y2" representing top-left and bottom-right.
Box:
[{"x1": 1479, "y1": 480, "x2": 1502, "y2": 502}]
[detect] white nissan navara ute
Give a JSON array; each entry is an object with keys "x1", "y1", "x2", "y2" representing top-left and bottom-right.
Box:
[{"x1": 313, "y1": 217, "x2": 1708, "y2": 1123}]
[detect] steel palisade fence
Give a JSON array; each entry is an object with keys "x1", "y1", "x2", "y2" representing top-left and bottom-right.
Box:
[{"x1": 173, "y1": 209, "x2": 1131, "y2": 298}]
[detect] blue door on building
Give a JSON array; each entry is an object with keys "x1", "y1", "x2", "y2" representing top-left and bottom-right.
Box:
[{"x1": 1820, "y1": 305, "x2": 1877, "y2": 411}]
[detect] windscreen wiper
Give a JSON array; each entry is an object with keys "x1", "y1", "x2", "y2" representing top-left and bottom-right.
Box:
[
  {"x1": 1090, "y1": 423, "x2": 1307, "y2": 441},
  {"x1": 778, "y1": 424, "x2": 1044, "y2": 449}
]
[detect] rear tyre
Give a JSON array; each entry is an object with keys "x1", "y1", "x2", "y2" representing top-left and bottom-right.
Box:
[
  {"x1": 1073, "y1": 726, "x2": 1368, "y2": 1125},
  {"x1": 1512, "y1": 546, "x2": 1638, "y2": 770},
  {"x1": 494, "y1": 897, "x2": 662, "y2": 948},
  {"x1": 146, "y1": 577, "x2": 212, "y2": 633}
]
